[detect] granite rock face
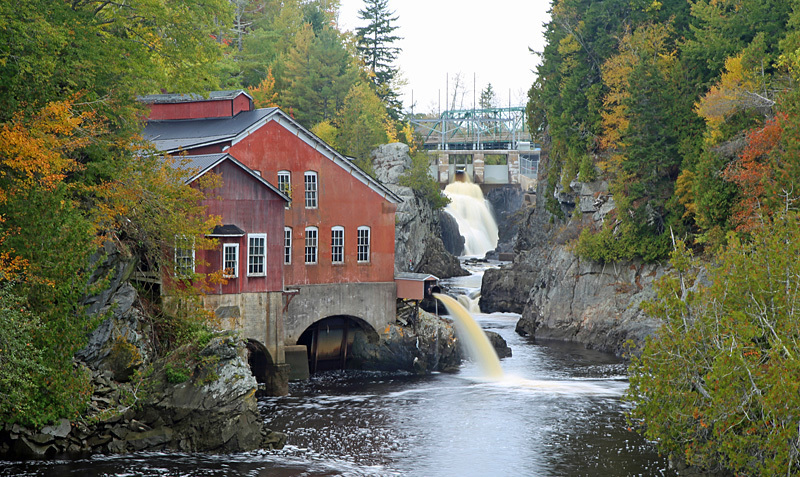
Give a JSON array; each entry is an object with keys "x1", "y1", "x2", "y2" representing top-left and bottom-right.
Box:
[
  {"x1": 371, "y1": 143, "x2": 467, "y2": 278},
  {"x1": 136, "y1": 334, "x2": 284, "y2": 453},
  {"x1": 512, "y1": 247, "x2": 666, "y2": 356},
  {"x1": 0, "y1": 334, "x2": 285, "y2": 458},
  {"x1": 480, "y1": 148, "x2": 669, "y2": 356}
]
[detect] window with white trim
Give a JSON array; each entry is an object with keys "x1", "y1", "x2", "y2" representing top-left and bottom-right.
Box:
[
  {"x1": 247, "y1": 234, "x2": 266, "y2": 276},
  {"x1": 357, "y1": 226, "x2": 370, "y2": 263},
  {"x1": 222, "y1": 243, "x2": 239, "y2": 278},
  {"x1": 284, "y1": 227, "x2": 292, "y2": 265},
  {"x1": 331, "y1": 226, "x2": 344, "y2": 264},
  {"x1": 304, "y1": 171, "x2": 318, "y2": 209},
  {"x1": 304, "y1": 227, "x2": 318, "y2": 264},
  {"x1": 174, "y1": 236, "x2": 195, "y2": 277},
  {"x1": 277, "y1": 170, "x2": 291, "y2": 207}
]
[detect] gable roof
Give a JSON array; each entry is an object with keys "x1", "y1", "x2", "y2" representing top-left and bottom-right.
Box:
[
  {"x1": 176, "y1": 153, "x2": 290, "y2": 203},
  {"x1": 144, "y1": 108, "x2": 402, "y2": 204}
]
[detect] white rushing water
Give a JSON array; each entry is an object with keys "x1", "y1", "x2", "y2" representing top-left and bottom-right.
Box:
[{"x1": 443, "y1": 179, "x2": 498, "y2": 257}]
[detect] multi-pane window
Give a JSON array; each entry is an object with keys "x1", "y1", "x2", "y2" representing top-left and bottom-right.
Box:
[
  {"x1": 248, "y1": 234, "x2": 266, "y2": 276},
  {"x1": 174, "y1": 236, "x2": 195, "y2": 277},
  {"x1": 331, "y1": 226, "x2": 344, "y2": 264},
  {"x1": 357, "y1": 226, "x2": 370, "y2": 263},
  {"x1": 284, "y1": 227, "x2": 292, "y2": 265},
  {"x1": 222, "y1": 243, "x2": 238, "y2": 278},
  {"x1": 277, "y1": 170, "x2": 291, "y2": 207},
  {"x1": 305, "y1": 227, "x2": 318, "y2": 264},
  {"x1": 304, "y1": 171, "x2": 318, "y2": 209}
]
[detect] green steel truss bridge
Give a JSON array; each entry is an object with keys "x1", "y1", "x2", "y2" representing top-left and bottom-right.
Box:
[{"x1": 407, "y1": 106, "x2": 532, "y2": 150}]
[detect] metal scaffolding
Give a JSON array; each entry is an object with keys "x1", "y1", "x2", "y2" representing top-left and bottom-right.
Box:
[{"x1": 407, "y1": 107, "x2": 531, "y2": 150}]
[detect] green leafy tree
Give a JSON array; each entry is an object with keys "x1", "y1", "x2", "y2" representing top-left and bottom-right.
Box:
[
  {"x1": 0, "y1": 0, "x2": 231, "y2": 122},
  {"x1": 355, "y1": 0, "x2": 403, "y2": 118},
  {"x1": 629, "y1": 213, "x2": 800, "y2": 475},
  {"x1": 336, "y1": 82, "x2": 390, "y2": 170},
  {"x1": 399, "y1": 151, "x2": 449, "y2": 211}
]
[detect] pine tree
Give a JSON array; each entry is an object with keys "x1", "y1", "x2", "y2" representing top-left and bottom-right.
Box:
[
  {"x1": 355, "y1": 0, "x2": 402, "y2": 118},
  {"x1": 479, "y1": 83, "x2": 496, "y2": 110}
]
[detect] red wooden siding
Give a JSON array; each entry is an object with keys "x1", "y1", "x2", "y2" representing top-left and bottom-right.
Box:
[
  {"x1": 226, "y1": 121, "x2": 397, "y2": 286},
  {"x1": 194, "y1": 160, "x2": 286, "y2": 294},
  {"x1": 148, "y1": 94, "x2": 253, "y2": 121}
]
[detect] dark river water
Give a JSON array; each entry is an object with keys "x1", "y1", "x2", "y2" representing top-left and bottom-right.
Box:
[{"x1": 2, "y1": 264, "x2": 675, "y2": 476}]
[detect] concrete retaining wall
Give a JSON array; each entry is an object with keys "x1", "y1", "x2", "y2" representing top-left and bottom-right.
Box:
[{"x1": 283, "y1": 282, "x2": 396, "y2": 345}]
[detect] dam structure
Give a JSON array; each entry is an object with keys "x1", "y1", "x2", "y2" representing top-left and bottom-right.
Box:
[{"x1": 407, "y1": 107, "x2": 539, "y2": 190}]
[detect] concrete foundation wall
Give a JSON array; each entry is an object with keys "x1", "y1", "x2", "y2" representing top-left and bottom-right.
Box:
[
  {"x1": 202, "y1": 291, "x2": 285, "y2": 364},
  {"x1": 284, "y1": 282, "x2": 396, "y2": 345}
]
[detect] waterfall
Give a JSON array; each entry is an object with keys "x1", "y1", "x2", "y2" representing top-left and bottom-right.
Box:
[
  {"x1": 434, "y1": 293, "x2": 503, "y2": 379},
  {"x1": 443, "y1": 175, "x2": 499, "y2": 257}
]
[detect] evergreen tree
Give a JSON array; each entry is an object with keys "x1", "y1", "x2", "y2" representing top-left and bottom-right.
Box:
[
  {"x1": 479, "y1": 83, "x2": 496, "y2": 110},
  {"x1": 355, "y1": 0, "x2": 403, "y2": 118},
  {"x1": 282, "y1": 25, "x2": 358, "y2": 127}
]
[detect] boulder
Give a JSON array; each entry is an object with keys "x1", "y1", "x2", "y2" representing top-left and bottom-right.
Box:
[
  {"x1": 484, "y1": 331, "x2": 512, "y2": 359},
  {"x1": 77, "y1": 283, "x2": 152, "y2": 381},
  {"x1": 415, "y1": 236, "x2": 469, "y2": 278},
  {"x1": 370, "y1": 143, "x2": 413, "y2": 184},
  {"x1": 350, "y1": 309, "x2": 462, "y2": 373},
  {"x1": 439, "y1": 211, "x2": 465, "y2": 257},
  {"x1": 135, "y1": 333, "x2": 285, "y2": 453}
]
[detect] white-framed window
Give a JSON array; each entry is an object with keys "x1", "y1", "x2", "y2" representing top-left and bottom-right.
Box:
[
  {"x1": 277, "y1": 170, "x2": 291, "y2": 207},
  {"x1": 284, "y1": 227, "x2": 292, "y2": 265},
  {"x1": 331, "y1": 226, "x2": 344, "y2": 264},
  {"x1": 304, "y1": 227, "x2": 318, "y2": 264},
  {"x1": 247, "y1": 233, "x2": 266, "y2": 276},
  {"x1": 304, "y1": 171, "x2": 318, "y2": 209},
  {"x1": 222, "y1": 243, "x2": 239, "y2": 278},
  {"x1": 357, "y1": 226, "x2": 370, "y2": 263},
  {"x1": 174, "y1": 236, "x2": 195, "y2": 277}
]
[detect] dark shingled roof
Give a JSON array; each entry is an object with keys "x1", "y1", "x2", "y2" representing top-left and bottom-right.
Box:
[
  {"x1": 208, "y1": 224, "x2": 246, "y2": 237},
  {"x1": 143, "y1": 109, "x2": 278, "y2": 152},
  {"x1": 176, "y1": 153, "x2": 290, "y2": 203},
  {"x1": 143, "y1": 103, "x2": 402, "y2": 204}
]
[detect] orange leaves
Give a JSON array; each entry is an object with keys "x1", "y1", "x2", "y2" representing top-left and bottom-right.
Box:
[
  {"x1": 722, "y1": 113, "x2": 787, "y2": 231},
  {"x1": 247, "y1": 67, "x2": 280, "y2": 109},
  {"x1": 0, "y1": 98, "x2": 106, "y2": 281},
  {"x1": 0, "y1": 99, "x2": 103, "y2": 197}
]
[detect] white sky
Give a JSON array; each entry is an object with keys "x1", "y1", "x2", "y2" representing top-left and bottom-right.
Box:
[{"x1": 336, "y1": 0, "x2": 552, "y2": 115}]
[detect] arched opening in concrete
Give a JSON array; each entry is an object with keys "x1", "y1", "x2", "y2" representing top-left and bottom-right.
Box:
[
  {"x1": 297, "y1": 315, "x2": 378, "y2": 374},
  {"x1": 245, "y1": 338, "x2": 275, "y2": 384}
]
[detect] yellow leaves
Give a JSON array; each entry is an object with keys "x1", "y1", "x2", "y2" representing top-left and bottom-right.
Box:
[
  {"x1": 557, "y1": 35, "x2": 581, "y2": 56},
  {"x1": 599, "y1": 23, "x2": 675, "y2": 153},
  {"x1": 0, "y1": 99, "x2": 102, "y2": 196},
  {"x1": 696, "y1": 53, "x2": 769, "y2": 144},
  {"x1": 247, "y1": 67, "x2": 280, "y2": 109},
  {"x1": 675, "y1": 169, "x2": 697, "y2": 220}
]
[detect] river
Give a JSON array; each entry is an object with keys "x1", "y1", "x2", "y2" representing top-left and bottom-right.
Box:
[{"x1": 2, "y1": 260, "x2": 675, "y2": 476}]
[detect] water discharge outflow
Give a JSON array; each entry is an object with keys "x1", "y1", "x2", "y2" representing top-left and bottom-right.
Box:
[
  {"x1": 434, "y1": 293, "x2": 503, "y2": 379},
  {"x1": 443, "y1": 178, "x2": 498, "y2": 257}
]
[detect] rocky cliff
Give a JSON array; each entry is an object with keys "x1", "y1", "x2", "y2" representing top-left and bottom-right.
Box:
[
  {"x1": 0, "y1": 251, "x2": 284, "y2": 459},
  {"x1": 480, "y1": 149, "x2": 668, "y2": 356},
  {"x1": 371, "y1": 143, "x2": 467, "y2": 278}
]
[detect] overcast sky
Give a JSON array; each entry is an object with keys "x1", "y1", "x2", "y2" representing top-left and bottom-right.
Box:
[{"x1": 336, "y1": 0, "x2": 552, "y2": 115}]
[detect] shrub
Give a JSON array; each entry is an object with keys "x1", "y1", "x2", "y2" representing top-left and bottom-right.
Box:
[{"x1": 628, "y1": 213, "x2": 800, "y2": 474}]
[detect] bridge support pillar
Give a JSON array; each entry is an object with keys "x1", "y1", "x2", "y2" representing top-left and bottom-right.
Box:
[
  {"x1": 437, "y1": 153, "x2": 449, "y2": 183},
  {"x1": 473, "y1": 154, "x2": 485, "y2": 183},
  {"x1": 508, "y1": 152, "x2": 520, "y2": 184}
]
